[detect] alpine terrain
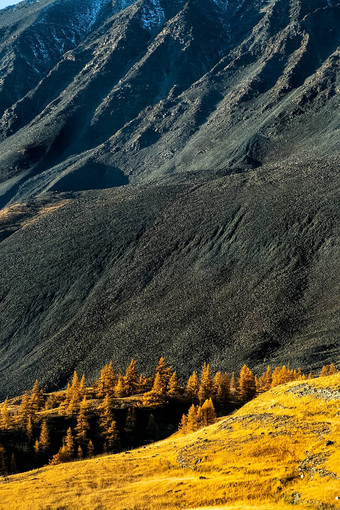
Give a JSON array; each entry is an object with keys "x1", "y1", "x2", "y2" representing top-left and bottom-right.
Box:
[{"x1": 0, "y1": 0, "x2": 339, "y2": 397}]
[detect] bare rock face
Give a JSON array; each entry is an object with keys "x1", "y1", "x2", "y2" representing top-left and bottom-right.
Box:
[{"x1": 0, "y1": 0, "x2": 339, "y2": 397}]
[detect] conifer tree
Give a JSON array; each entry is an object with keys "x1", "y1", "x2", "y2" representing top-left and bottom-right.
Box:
[
  {"x1": 200, "y1": 399, "x2": 217, "y2": 427},
  {"x1": 96, "y1": 362, "x2": 116, "y2": 398},
  {"x1": 26, "y1": 416, "x2": 33, "y2": 442},
  {"x1": 64, "y1": 427, "x2": 75, "y2": 458},
  {"x1": 58, "y1": 384, "x2": 72, "y2": 415},
  {"x1": 66, "y1": 372, "x2": 82, "y2": 415},
  {"x1": 167, "y1": 371, "x2": 181, "y2": 398},
  {"x1": 155, "y1": 357, "x2": 173, "y2": 393},
  {"x1": 99, "y1": 394, "x2": 115, "y2": 438},
  {"x1": 257, "y1": 366, "x2": 272, "y2": 393},
  {"x1": 142, "y1": 372, "x2": 166, "y2": 406},
  {"x1": 17, "y1": 393, "x2": 32, "y2": 427},
  {"x1": 71, "y1": 371, "x2": 80, "y2": 395},
  {"x1": 198, "y1": 363, "x2": 213, "y2": 404},
  {"x1": 34, "y1": 439, "x2": 40, "y2": 455},
  {"x1": 186, "y1": 404, "x2": 199, "y2": 433},
  {"x1": 125, "y1": 359, "x2": 139, "y2": 396},
  {"x1": 230, "y1": 371, "x2": 238, "y2": 400},
  {"x1": 115, "y1": 374, "x2": 127, "y2": 398},
  {"x1": 213, "y1": 372, "x2": 229, "y2": 409},
  {"x1": 87, "y1": 439, "x2": 95, "y2": 458},
  {"x1": 239, "y1": 365, "x2": 256, "y2": 403},
  {"x1": 0, "y1": 398, "x2": 11, "y2": 430},
  {"x1": 0, "y1": 446, "x2": 7, "y2": 476},
  {"x1": 105, "y1": 420, "x2": 120, "y2": 452},
  {"x1": 79, "y1": 374, "x2": 87, "y2": 399},
  {"x1": 138, "y1": 374, "x2": 152, "y2": 393},
  {"x1": 75, "y1": 397, "x2": 90, "y2": 445},
  {"x1": 178, "y1": 414, "x2": 188, "y2": 434},
  {"x1": 29, "y1": 380, "x2": 44, "y2": 414},
  {"x1": 38, "y1": 420, "x2": 50, "y2": 453},
  {"x1": 185, "y1": 371, "x2": 199, "y2": 403},
  {"x1": 328, "y1": 363, "x2": 338, "y2": 375},
  {"x1": 271, "y1": 367, "x2": 281, "y2": 388},
  {"x1": 49, "y1": 444, "x2": 70, "y2": 465},
  {"x1": 77, "y1": 445, "x2": 83, "y2": 459},
  {"x1": 320, "y1": 365, "x2": 329, "y2": 377}
]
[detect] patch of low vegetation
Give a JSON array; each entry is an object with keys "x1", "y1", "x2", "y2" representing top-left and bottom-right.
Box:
[
  {"x1": 0, "y1": 358, "x2": 337, "y2": 479},
  {"x1": 1, "y1": 373, "x2": 340, "y2": 509}
]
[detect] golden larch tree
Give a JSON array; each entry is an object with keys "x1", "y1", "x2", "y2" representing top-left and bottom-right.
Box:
[
  {"x1": 239, "y1": 365, "x2": 256, "y2": 403},
  {"x1": 96, "y1": 362, "x2": 116, "y2": 398},
  {"x1": 115, "y1": 373, "x2": 128, "y2": 398},
  {"x1": 125, "y1": 359, "x2": 139, "y2": 396},
  {"x1": 142, "y1": 372, "x2": 166, "y2": 406},
  {"x1": 185, "y1": 371, "x2": 199, "y2": 403},
  {"x1": 167, "y1": 371, "x2": 181, "y2": 398},
  {"x1": 75, "y1": 397, "x2": 90, "y2": 445},
  {"x1": 0, "y1": 398, "x2": 11, "y2": 430},
  {"x1": 198, "y1": 363, "x2": 213, "y2": 404}
]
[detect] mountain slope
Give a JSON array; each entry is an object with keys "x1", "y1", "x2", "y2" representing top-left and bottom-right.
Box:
[
  {"x1": 0, "y1": 0, "x2": 339, "y2": 205},
  {"x1": 0, "y1": 0, "x2": 339, "y2": 397},
  {"x1": 0, "y1": 156, "x2": 339, "y2": 398},
  {"x1": 1, "y1": 374, "x2": 340, "y2": 509}
]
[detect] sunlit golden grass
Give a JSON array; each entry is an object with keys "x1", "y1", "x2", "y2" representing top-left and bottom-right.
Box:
[{"x1": 1, "y1": 374, "x2": 340, "y2": 510}]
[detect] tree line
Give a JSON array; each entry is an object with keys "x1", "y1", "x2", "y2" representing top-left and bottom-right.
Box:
[{"x1": 0, "y1": 359, "x2": 337, "y2": 475}]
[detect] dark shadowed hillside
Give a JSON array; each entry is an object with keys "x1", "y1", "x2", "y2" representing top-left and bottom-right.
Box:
[
  {"x1": 0, "y1": 0, "x2": 339, "y2": 397},
  {"x1": 0, "y1": 156, "x2": 339, "y2": 397}
]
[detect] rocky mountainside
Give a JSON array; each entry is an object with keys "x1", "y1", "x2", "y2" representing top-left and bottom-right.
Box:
[
  {"x1": 0, "y1": 0, "x2": 339, "y2": 204},
  {"x1": 0, "y1": 0, "x2": 339, "y2": 397}
]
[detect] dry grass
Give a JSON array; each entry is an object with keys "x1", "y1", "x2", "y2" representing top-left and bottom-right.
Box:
[{"x1": 1, "y1": 375, "x2": 340, "y2": 510}]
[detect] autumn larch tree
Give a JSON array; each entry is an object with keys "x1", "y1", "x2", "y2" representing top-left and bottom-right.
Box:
[
  {"x1": 199, "y1": 399, "x2": 216, "y2": 428},
  {"x1": 178, "y1": 413, "x2": 188, "y2": 434},
  {"x1": 239, "y1": 365, "x2": 256, "y2": 403},
  {"x1": 29, "y1": 380, "x2": 44, "y2": 414},
  {"x1": 38, "y1": 419, "x2": 50, "y2": 454},
  {"x1": 186, "y1": 404, "x2": 199, "y2": 433},
  {"x1": 40, "y1": 420, "x2": 50, "y2": 450},
  {"x1": 213, "y1": 372, "x2": 230, "y2": 410},
  {"x1": 64, "y1": 427, "x2": 75, "y2": 458},
  {"x1": 229, "y1": 371, "x2": 238, "y2": 402},
  {"x1": 198, "y1": 363, "x2": 213, "y2": 404},
  {"x1": 155, "y1": 357, "x2": 173, "y2": 394},
  {"x1": 125, "y1": 359, "x2": 139, "y2": 396},
  {"x1": 87, "y1": 439, "x2": 95, "y2": 457},
  {"x1": 257, "y1": 366, "x2": 272, "y2": 393},
  {"x1": 96, "y1": 362, "x2": 116, "y2": 398},
  {"x1": 99, "y1": 394, "x2": 115, "y2": 436},
  {"x1": 75, "y1": 397, "x2": 90, "y2": 445},
  {"x1": 167, "y1": 371, "x2": 181, "y2": 398},
  {"x1": 0, "y1": 446, "x2": 7, "y2": 476},
  {"x1": 185, "y1": 371, "x2": 199, "y2": 403},
  {"x1": 66, "y1": 371, "x2": 82, "y2": 415},
  {"x1": 79, "y1": 374, "x2": 87, "y2": 399},
  {"x1": 0, "y1": 398, "x2": 11, "y2": 430},
  {"x1": 115, "y1": 373, "x2": 127, "y2": 398},
  {"x1": 105, "y1": 420, "x2": 120, "y2": 452},
  {"x1": 142, "y1": 372, "x2": 167, "y2": 406}
]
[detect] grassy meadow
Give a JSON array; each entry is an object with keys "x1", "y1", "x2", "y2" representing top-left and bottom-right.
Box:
[{"x1": 1, "y1": 374, "x2": 340, "y2": 509}]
